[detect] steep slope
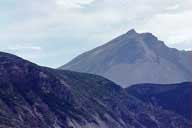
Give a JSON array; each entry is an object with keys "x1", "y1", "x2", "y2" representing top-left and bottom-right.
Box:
[
  {"x1": 0, "y1": 52, "x2": 189, "y2": 128},
  {"x1": 60, "y1": 29, "x2": 192, "y2": 87},
  {"x1": 126, "y1": 82, "x2": 192, "y2": 120}
]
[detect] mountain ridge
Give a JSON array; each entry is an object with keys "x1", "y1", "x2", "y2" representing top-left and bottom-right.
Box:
[
  {"x1": 0, "y1": 51, "x2": 189, "y2": 128},
  {"x1": 60, "y1": 29, "x2": 192, "y2": 87},
  {"x1": 126, "y1": 82, "x2": 192, "y2": 119}
]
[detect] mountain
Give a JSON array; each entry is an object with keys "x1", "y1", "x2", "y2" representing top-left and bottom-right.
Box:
[
  {"x1": 0, "y1": 51, "x2": 189, "y2": 128},
  {"x1": 126, "y1": 82, "x2": 191, "y2": 120},
  {"x1": 60, "y1": 29, "x2": 192, "y2": 87}
]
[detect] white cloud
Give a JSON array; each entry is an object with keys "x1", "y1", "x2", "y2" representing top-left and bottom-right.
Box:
[
  {"x1": 0, "y1": 43, "x2": 44, "y2": 61},
  {"x1": 169, "y1": 41, "x2": 192, "y2": 51},
  {"x1": 0, "y1": 0, "x2": 192, "y2": 67},
  {"x1": 139, "y1": 11, "x2": 192, "y2": 43},
  {"x1": 6, "y1": 46, "x2": 42, "y2": 51},
  {"x1": 56, "y1": 0, "x2": 95, "y2": 8}
]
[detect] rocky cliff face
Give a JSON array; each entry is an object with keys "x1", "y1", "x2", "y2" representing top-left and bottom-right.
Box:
[
  {"x1": 60, "y1": 29, "x2": 192, "y2": 87},
  {"x1": 0, "y1": 52, "x2": 189, "y2": 128},
  {"x1": 126, "y1": 82, "x2": 192, "y2": 120}
]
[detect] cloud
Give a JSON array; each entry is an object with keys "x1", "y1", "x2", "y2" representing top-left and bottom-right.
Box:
[
  {"x1": 6, "y1": 46, "x2": 42, "y2": 51},
  {"x1": 139, "y1": 10, "x2": 192, "y2": 43},
  {"x1": 169, "y1": 41, "x2": 192, "y2": 51},
  {"x1": 0, "y1": 0, "x2": 192, "y2": 67},
  {"x1": 55, "y1": 0, "x2": 95, "y2": 8},
  {"x1": 0, "y1": 44, "x2": 44, "y2": 62}
]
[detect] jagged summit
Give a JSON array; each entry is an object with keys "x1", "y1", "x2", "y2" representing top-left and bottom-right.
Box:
[
  {"x1": 60, "y1": 30, "x2": 192, "y2": 87},
  {"x1": 126, "y1": 29, "x2": 138, "y2": 35},
  {"x1": 126, "y1": 29, "x2": 159, "y2": 43},
  {"x1": 126, "y1": 29, "x2": 155, "y2": 37}
]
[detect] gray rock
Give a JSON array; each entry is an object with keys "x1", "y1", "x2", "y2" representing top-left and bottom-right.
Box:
[{"x1": 60, "y1": 29, "x2": 192, "y2": 87}]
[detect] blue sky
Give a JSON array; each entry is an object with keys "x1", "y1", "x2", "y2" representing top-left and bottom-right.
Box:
[{"x1": 0, "y1": 0, "x2": 192, "y2": 67}]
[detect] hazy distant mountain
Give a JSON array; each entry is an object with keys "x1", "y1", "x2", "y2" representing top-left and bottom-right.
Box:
[
  {"x1": 60, "y1": 29, "x2": 192, "y2": 87},
  {"x1": 126, "y1": 82, "x2": 191, "y2": 120},
  {"x1": 0, "y1": 52, "x2": 189, "y2": 128}
]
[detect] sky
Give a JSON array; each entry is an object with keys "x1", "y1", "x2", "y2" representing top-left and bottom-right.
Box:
[{"x1": 0, "y1": 0, "x2": 192, "y2": 67}]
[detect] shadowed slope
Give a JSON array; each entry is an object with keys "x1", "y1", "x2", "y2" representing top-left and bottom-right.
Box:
[{"x1": 0, "y1": 52, "x2": 189, "y2": 128}]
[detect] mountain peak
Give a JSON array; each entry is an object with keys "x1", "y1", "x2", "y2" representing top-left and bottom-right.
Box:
[
  {"x1": 127, "y1": 29, "x2": 137, "y2": 34},
  {"x1": 126, "y1": 29, "x2": 138, "y2": 36},
  {"x1": 61, "y1": 30, "x2": 192, "y2": 87},
  {"x1": 141, "y1": 32, "x2": 158, "y2": 40},
  {"x1": 126, "y1": 29, "x2": 158, "y2": 42}
]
